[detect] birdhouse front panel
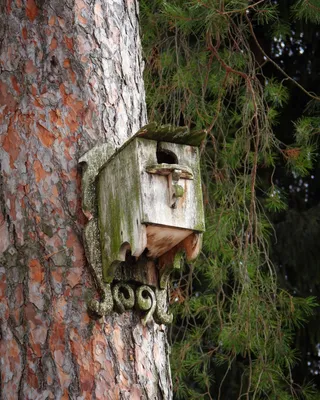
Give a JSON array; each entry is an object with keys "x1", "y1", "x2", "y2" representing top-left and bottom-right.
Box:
[
  {"x1": 136, "y1": 138, "x2": 205, "y2": 232},
  {"x1": 136, "y1": 138, "x2": 205, "y2": 258}
]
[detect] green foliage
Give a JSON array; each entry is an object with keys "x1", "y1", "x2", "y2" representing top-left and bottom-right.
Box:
[
  {"x1": 265, "y1": 186, "x2": 288, "y2": 212},
  {"x1": 294, "y1": 117, "x2": 320, "y2": 145},
  {"x1": 141, "y1": 0, "x2": 320, "y2": 398},
  {"x1": 264, "y1": 79, "x2": 290, "y2": 108},
  {"x1": 285, "y1": 145, "x2": 317, "y2": 177},
  {"x1": 292, "y1": 0, "x2": 320, "y2": 24},
  {"x1": 271, "y1": 20, "x2": 291, "y2": 40},
  {"x1": 252, "y1": 3, "x2": 279, "y2": 25}
]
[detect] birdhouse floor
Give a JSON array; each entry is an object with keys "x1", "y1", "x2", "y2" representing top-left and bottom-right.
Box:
[{"x1": 145, "y1": 224, "x2": 192, "y2": 258}]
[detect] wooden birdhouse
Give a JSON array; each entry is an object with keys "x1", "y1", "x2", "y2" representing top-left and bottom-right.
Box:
[{"x1": 79, "y1": 124, "x2": 206, "y2": 322}]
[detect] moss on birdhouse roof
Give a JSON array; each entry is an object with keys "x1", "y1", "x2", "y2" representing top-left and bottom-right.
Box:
[{"x1": 136, "y1": 122, "x2": 207, "y2": 147}]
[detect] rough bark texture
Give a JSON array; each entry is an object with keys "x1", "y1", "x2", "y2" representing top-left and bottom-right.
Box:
[{"x1": 0, "y1": 0, "x2": 172, "y2": 398}]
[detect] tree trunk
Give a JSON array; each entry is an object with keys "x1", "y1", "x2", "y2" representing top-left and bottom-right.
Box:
[{"x1": 0, "y1": 0, "x2": 172, "y2": 398}]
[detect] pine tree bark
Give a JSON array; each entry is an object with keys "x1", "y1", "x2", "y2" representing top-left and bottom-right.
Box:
[{"x1": 0, "y1": 0, "x2": 172, "y2": 398}]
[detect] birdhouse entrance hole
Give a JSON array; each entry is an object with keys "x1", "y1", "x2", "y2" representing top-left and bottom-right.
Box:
[{"x1": 156, "y1": 147, "x2": 178, "y2": 164}]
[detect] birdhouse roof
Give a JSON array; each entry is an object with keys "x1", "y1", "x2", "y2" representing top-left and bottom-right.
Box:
[{"x1": 136, "y1": 123, "x2": 207, "y2": 147}]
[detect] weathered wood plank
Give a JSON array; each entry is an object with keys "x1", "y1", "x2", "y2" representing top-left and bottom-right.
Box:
[{"x1": 137, "y1": 122, "x2": 207, "y2": 146}]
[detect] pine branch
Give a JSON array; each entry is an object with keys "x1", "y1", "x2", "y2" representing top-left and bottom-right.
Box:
[{"x1": 246, "y1": 13, "x2": 320, "y2": 102}]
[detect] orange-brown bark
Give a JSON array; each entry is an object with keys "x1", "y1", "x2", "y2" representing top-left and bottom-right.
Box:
[{"x1": 0, "y1": 0, "x2": 172, "y2": 398}]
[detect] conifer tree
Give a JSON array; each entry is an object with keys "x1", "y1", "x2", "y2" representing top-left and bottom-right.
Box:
[{"x1": 141, "y1": 1, "x2": 320, "y2": 398}]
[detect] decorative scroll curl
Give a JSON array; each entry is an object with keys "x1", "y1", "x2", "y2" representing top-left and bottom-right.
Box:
[
  {"x1": 154, "y1": 288, "x2": 173, "y2": 324},
  {"x1": 87, "y1": 284, "x2": 113, "y2": 317},
  {"x1": 89, "y1": 282, "x2": 173, "y2": 325},
  {"x1": 113, "y1": 283, "x2": 135, "y2": 312},
  {"x1": 136, "y1": 285, "x2": 156, "y2": 325}
]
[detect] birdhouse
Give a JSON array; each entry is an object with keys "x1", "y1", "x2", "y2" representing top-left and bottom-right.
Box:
[
  {"x1": 97, "y1": 128, "x2": 205, "y2": 283},
  {"x1": 79, "y1": 123, "x2": 206, "y2": 322}
]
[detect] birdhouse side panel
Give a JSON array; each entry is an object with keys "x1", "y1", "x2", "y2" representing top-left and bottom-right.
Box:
[{"x1": 97, "y1": 140, "x2": 146, "y2": 282}]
